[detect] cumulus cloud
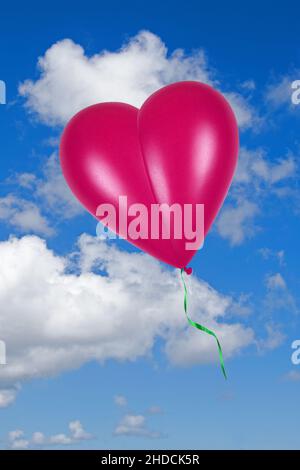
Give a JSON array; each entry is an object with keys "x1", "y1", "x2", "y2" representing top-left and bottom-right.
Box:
[
  {"x1": 8, "y1": 430, "x2": 29, "y2": 449},
  {"x1": 0, "y1": 234, "x2": 254, "y2": 405},
  {"x1": 68, "y1": 420, "x2": 92, "y2": 441},
  {"x1": 9, "y1": 429, "x2": 24, "y2": 441},
  {"x1": 32, "y1": 432, "x2": 46, "y2": 445},
  {"x1": 114, "y1": 414, "x2": 161, "y2": 438},
  {"x1": 19, "y1": 31, "x2": 256, "y2": 129},
  {"x1": 166, "y1": 321, "x2": 254, "y2": 367},
  {"x1": 0, "y1": 194, "x2": 54, "y2": 236},
  {"x1": 7, "y1": 420, "x2": 92, "y2": 449},
  {"x1": 10, "y1": 439, "x2": 30, "y2": 450},
  {"x1": 49, "y1": 421, "x2": 92, "y2": 446}
]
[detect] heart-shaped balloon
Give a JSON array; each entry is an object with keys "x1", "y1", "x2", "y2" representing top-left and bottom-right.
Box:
[{"x1": 60, "y1": 81, "x2": 239, "y2": 268}]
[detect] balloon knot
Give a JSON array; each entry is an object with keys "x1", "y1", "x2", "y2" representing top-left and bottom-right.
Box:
[{"x1": 184, "y1": 266, "x2": 193, "y2": 275}]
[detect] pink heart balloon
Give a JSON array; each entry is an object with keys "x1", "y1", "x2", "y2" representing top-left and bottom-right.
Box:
[{"x1": 60, "y1": 81, "x2": 239, "y2": 269}]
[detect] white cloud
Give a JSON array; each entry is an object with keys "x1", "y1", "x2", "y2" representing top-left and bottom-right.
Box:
[
  {"x1": 251, "y1": 155, "x2": 296, "y2": 184},
  {"x1": 0, "y1": 388, "x2": 18, "y2": 408},
  {"x1": 35, "y1": 153, "x2": 83, "y2": 218},
  {"x1": 234, "y1": 148, "x2": 296, "y2": 187},
  {"x1": 230, "y1": 293, "x2": 253, "y2": 317},
  {"x1": 240, "y1": 79, "x2": 256, "y2": 91},
  {"x1": 264, "y1": 273, "x2": 297, "y2": 314},
  {"x1": 0, "y1": 234, "x2": 253, "y2": 404},
  {"x1": 216, "y1": 199, "x2": 259, "y2": 246},
  {"x1": 265, "y1": 76, "x2": 294, "y2": 108},
  {"x1": 10, "y1": 438, "x2": 30, "y2": 450},
  {"x1": 216, "y1": 147, "x2": 297, "y2": 245},
  {"x1": 2, "y1": 153, "x2": 83, "y2": 236},
  {"x1": 259, "y1": 248, "x2": 285, "y2": 266},
  {"x1": 32, "y1": 432, "x2": 46, "y2": 445},
  {"x1": 7, "y1": 420, "x2": 92, "y2": 449},
  {"x1": 49, "y1": 434, "x2": 73, "y2": 445},
  {"x1": 166, "y1": 322, "x2": 253, "y2": 367},
  {"x1": 0, "y1": 195, "x2": 54, "y2": 236},
  {"x1": 19, "y1": 31, "x2": 256, "y2": 129},
  {"x1": 257, "y1": 323, "x2": 286, "y2": 352},
  {"x1": 223, "y1": 92, "x2": 258, "y2": 129},
  {"x1": 114, "y1": 414, "x2": 161, "y2": 438},
  {"x1": 277, "y1": 251, "x2": 285, "y2": 266},
  {"x1": 266, "y1": 273, "x2": 286, "y2": 290},
  {"x1": 114, "y1": 395, "x2": 127, "y2": 407},
  {"x1": 68, "y1": 420, "x2": 92, "y2": 441},
  {"x1": 47, "y1": 420, "x2": 93, "y2": 446},
  {"x1": 15, "y1": 172, "x2": 37, "y2": 189},
  {"x1": 9, "y1": 429, "x2": 24, "y2": 441},
  {"x1": 8, "y1": 430, "x2": 29, "y2": 449}
]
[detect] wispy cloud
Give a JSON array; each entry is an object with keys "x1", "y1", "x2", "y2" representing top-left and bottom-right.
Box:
[
  {"x1": 0, "y1": 153, "x2": 83, "y2": 238},
  {"x1": 283, "y1": 370, "x2": 300, "y2": 382},
  {"x1": 265, "y1": 75, "x2": 297, "y2": 109},
  {"x1": 147, "y1": 405, "x2": 163, "y2": 415},
  {"x1": 216, "y1": 199, "x2": 259, "y2": 246},
  {"x1": 11, "y1": 153, "x2": 83, "y2": 219},
  {"x1": 259, "y1": 248, "x2": 285, "y2": 266},
  {"x1": 263, "y1": 272, "x2": 297, "y2": 314},
  {"x1": 216, "y1": 147, "x2": 298, "y2": 245},
  {"x1": 0, "y1": 388, "x2": 18, "y2": 408},
  {"x1": 256, "y1": 323, "x2": 286, "y2": 352},
  {"x1": 266, "y1": 273, "x2": 286, "y2": 290},
  {"x1": 0, "y1": 194, "x2": 54, "y2": 236},
  {"x1": 114, "y1": 395, "x2": 127, "y2": 407}
]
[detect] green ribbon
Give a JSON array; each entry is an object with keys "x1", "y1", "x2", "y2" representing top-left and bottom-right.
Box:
[{"x1": 180, "y1": 268, "x2": 227, "y2": 379}]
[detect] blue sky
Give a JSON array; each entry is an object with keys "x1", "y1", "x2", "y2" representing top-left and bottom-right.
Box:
[{"x1": 0, "y1": 0, "x2": 300, "y2": 450}]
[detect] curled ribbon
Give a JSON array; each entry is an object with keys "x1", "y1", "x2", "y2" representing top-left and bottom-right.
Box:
[{"x1": 180, "y1": 268, "x2": 227, "y2": 379}]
